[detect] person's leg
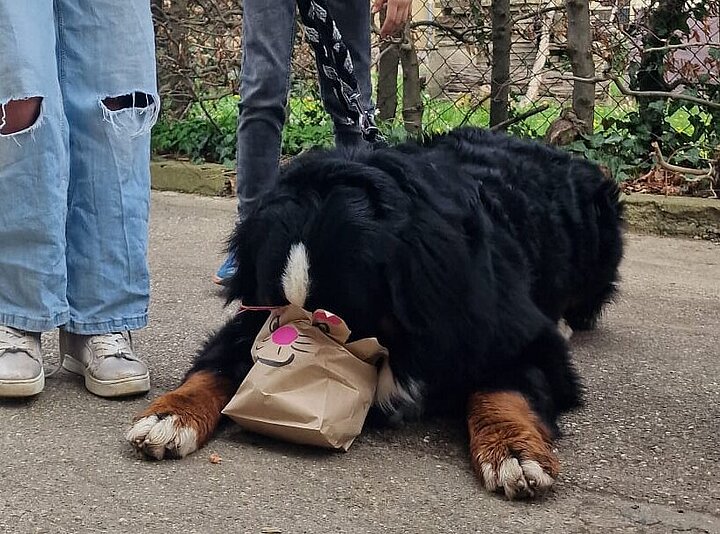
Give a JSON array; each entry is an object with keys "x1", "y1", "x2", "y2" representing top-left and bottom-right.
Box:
[
  {"x1": 320, "y1": 0, "x2": 374, "y2": 149},
  {"x1": 0, "y1": 1, "x2": 70, "y2": 397},
  {"x1": 214, "y1": 0, "x2": 297, "y2": 284},
  {"x1": 54, "y1": 0, "x2": 159, "y2": 396},
  {"x1": 236, "y1": 0, "x2": 298, "y2": 215}
]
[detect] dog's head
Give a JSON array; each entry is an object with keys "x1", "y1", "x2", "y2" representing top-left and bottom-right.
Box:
[
  {"x1": 225, "y1": 148, "x2": 492, "y2": 353},
  {"x1": 225, "y1": 151, "x2": 406, "y2": 340}
]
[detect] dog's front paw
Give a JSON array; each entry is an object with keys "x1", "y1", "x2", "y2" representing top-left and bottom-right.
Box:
[
  {"x1": 126, "y1": 371, "x2": 231, "y2": 460},
  {"x1": 475, "y1": 452, "x2": 557, "y2": 500},
  {"x1": 467, "y1": 391, "x2": 560, "y2": 500},
  {"x1": 126, "y1": 412, "x2": 200, "y2": 460}
]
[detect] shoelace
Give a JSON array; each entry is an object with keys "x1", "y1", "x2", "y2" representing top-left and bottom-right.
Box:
[
  {"x1": 0, "y1": 328, "x2": 137, "y2": 377},
  {"x1": 88, "y1": 332, "x2": 136, "y2": 361},
  {"x1": 0, "y1": 326, "x2": 38, "y2": 355},
  {"x1": 0, "y1": 325, "x2": 61, "y2": 377},
  {"x1": 48, "y1": 332, "x2": 136, "y2": 378}
]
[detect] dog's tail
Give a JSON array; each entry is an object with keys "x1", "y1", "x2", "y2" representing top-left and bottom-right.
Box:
[{"x1": 565, "y1": 177, "x2": 624, "y2": 330}]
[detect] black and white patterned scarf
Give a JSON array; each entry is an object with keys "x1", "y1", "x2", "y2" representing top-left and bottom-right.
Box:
[{"x1": 295, "y1": 0, "x2": 382, "y2": 143}]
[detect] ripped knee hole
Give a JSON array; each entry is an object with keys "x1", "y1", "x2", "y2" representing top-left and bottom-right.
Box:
[
  {"x1": 102, "y1": 92, "x2": 154, "y2": 111},
  {"x1": 0, "y1": 96, "x2": 43, "y2": 135}
]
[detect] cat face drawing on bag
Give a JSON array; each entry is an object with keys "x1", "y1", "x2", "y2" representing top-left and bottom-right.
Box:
[{"x1": 252, "y1": 307, "x2": 355, "y2": 368}]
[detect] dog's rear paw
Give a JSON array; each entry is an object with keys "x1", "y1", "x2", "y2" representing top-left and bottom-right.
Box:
[
  {"x1": 477, "y1": 455, "x2": 556, "y2": 500},
  {"x1": 126, "y1": 413, "x2": 199, "y2": 460}
]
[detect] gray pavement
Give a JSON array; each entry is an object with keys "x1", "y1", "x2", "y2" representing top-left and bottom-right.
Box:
[{"x1": 1, "y1": 191, "x2": 719, "y2": 534}]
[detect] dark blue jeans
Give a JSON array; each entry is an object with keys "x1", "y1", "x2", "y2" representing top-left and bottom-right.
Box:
[{"x1": 236, "y1": 0, "x2": 373, "y2": 215}]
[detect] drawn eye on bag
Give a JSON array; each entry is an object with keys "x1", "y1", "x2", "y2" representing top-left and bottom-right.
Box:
[
  {"x1": 311, "y1": 309, "x2": 343, "y2": 336},
  {"x1": 253, "y1": 316, "x2": 314, "y2": 367}
]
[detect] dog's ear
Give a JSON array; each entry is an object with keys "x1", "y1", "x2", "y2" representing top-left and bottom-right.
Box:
[{"x1": 385, "y1": 208, "x2": 493, "y2": 357}]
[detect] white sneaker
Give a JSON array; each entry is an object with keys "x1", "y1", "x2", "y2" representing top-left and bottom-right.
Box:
[
  {"x1": 59, "y1": 331, "x2": 150, "y2": 397},
  {"x1": 0, "y1": 325, "x2": 44, "y2": 397}
]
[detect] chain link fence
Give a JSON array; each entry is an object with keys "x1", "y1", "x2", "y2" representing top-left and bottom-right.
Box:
[{"x1": 152, "y1": 0, "x2": 719, "y2": 196}]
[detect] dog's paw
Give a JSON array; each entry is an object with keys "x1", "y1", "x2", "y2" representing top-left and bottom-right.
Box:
[
  {"x1": 126, "y1": 413, "x2": 199, "y2": 460},
  {"x1": 126, "y1": 371, "x2": 230, "y2": 460},
  {"x1": 468, "y1": 391, "x2": 560, "y2": 500},
  {"x1": 477, "y1": 455, "x2": 556, "y2": 500},
  {"x1": 471, "y1": 431, "x2": 559, "y2": 499}
]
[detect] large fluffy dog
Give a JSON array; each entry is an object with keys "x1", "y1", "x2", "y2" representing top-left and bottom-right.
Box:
[{"x1": 127, "y1": 127, "x2": 623, "y2": 499}]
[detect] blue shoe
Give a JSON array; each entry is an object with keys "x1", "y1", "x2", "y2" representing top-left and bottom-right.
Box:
[{"x1": 212, "y1": 253, "x2": 237, "y2": 285}]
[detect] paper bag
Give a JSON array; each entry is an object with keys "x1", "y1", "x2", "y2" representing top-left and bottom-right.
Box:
[{"x1": 222, "y1": 304, "x2": 387, "y2": 451}]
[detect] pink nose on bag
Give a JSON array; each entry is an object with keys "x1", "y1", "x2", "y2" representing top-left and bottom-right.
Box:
[{"x1": 271, "y1": 325, "x2": 299, "y2": 346}]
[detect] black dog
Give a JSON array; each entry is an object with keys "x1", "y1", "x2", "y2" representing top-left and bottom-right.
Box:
[{"x1": 127, "y1": 127, "x2": 623, "y2": 499}]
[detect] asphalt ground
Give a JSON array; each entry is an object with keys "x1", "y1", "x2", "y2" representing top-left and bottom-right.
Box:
[{"x1": 1, "y1": 191, "x2": 718, "y2": 533}]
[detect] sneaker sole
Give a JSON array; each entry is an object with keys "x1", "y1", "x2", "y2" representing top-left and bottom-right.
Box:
[
  {"x1": 62, "y1": 355, "x2": 150, "y2": 398},
  {"x1": 0, "y1": 370, "x2": 45, "y2": 398}
]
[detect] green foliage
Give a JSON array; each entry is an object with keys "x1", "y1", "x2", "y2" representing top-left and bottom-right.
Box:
[
  {"x1": 565, "y1": 131, "x2": 649, "y2": 182},
  {"x1": 152, "y1": 92, "x2": 718, "y2": 186},
  {"x1": 152, "y1": 94, "x2": 336, "y2": 165},
  {"x1": 565, "y1": 102, "x2": 718, "y2": 182},
  {"x1": 282, "y1": 95, "x2": 334, "y2": 154},
  {"x1": 152, "y1": 97, "x2": 239, "y2": 166}
]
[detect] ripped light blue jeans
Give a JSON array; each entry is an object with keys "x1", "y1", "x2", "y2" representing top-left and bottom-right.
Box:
[{"x1": 0, "y1": 0, "x2": 159, "y2": 334}]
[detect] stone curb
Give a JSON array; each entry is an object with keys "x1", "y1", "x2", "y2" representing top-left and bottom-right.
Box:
[
  {"x1": 621, "y1": 193, "x2": 720, "y2": 240},
  {"x1": 151, "y1": 157, "x2": 234, "y2": 197},
  {"x1": 150, "y1": 159, "x2": 720, "y2": 240}
]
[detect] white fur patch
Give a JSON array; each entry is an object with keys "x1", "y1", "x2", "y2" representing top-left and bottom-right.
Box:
[
  {"x1": 126, "y1": 414, "x2": 199, "y2": 460},
  {"x1": 497, "y1": 458, "x2": 527, "y2": 499},
  {"x1": 520, "y1": 459, "x2": 555, "y2": 490},
  {"x1": 478, "y1": 457, "x2": 555, "y2": 499},
  {"x1": 480, "y1": 461, "x2": 498, "y2": 492},
  {"x1": 374, "y1": 359, "x2": 423, "y2": 414},
  {"x1": 558, "y1": 318, "x2": 573, "y2": 341},
  {"x1": 282, "y1": 242, "x2": 311, "y2": 307}
]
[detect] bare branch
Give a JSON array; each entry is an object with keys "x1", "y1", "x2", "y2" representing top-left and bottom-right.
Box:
[
  {"x1": 408, "y1": 20, "x2": 488, "y2": 44},
  {"x1": 561, "y1": 74, "x2": 720, "y2": 109},
  {"x1": 644, "y1": 42, "x2": 715, "y2": 53},
  {"x1": 459, "y1": 94, "x2": 492, "y2": 127},
  {"x1": 651, "y1": 141, "x2": 714, "y2": 177},
  {"x1": 490, "y1": 104, "x2": 550, "y2": 131},
  {"x1": 371, "y1": 43, "x2": 398, "y2": 68},
  {"x1": 512, "y1": 5, "x2": 564, "y2": 24}
]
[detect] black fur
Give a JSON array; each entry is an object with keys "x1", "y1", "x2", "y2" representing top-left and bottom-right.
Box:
[{"x1": 190, "y1": 127, "x2": 623, "y2": 433}]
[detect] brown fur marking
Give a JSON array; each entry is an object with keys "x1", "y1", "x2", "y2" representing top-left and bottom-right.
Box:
[
  {"x1": 467, "y1": 391, "x2": 559, "y2": 495},
  {"x1": 135, "y1": 371, "x2": 235, "y2": 449}
]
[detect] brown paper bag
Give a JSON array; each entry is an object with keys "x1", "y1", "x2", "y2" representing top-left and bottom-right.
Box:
[{"x1": 222, "y1": 304, "x2": 387, "y2": 451}]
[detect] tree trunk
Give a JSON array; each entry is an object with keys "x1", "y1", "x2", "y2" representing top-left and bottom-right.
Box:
[
  {"x1": 162, "y1": 0, "x2": 192, "y2": 115},
  {"x1": 521, "y1": 2, "x2": 557, "y2": 106},
  {"x1": 490, "y1": 0, "x2": 512, "y2": 128},
  {"x1": 400, "y1": 26, "x2": 424, "y2": 136},
  {"x1": 566, "y1": 0, "x2": 595, "y2": 134},
  {"x1": 377, "y1": 42, "x2": 400, "y2": 121}
]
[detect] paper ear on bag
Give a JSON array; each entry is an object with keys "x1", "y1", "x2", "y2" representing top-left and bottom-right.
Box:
[{"x1": 222, "y1": 304, "x2": 387, "y2": 451}]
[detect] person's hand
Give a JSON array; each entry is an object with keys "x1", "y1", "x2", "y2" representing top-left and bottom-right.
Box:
[{"x1": 372, "y1": 0, "x2": 413, "y2": 38}]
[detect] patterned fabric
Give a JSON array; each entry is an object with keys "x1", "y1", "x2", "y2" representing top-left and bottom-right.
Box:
[{"x1": 296, "y1": 0, "x2": 382, "y2": 143}]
